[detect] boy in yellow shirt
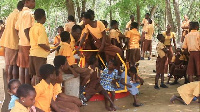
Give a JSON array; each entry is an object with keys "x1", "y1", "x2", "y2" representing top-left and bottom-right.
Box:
[
  {"x1": 29, "y1": 9, "x2": 50, "y2": 85},
  {"x1": 53, "y1": 26, "x2": 64, "y2": 47},
  {"x1": 0, "y1": 1, "x2": 24, "y2": 83},
  {"x1": 15, "y1": 0, "x2": 35, "y2": 84}
]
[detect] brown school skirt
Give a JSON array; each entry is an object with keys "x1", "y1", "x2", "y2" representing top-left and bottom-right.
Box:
[
  {"x1": 4, "y1": 47, "x2": 18, "y2": 65},
  {"x1": 156, "y1": 56, "x2": 167, "y2": 74},
  {"x1": 128, "y1": 48, "x2": 141, "y2": 63},
  {"x1": 29, "y1": 56, "x2": 47, "y2": 77},
  {"x1": 17, "y1": 46, "x2": 30, "y2": 68},
  {"x1": 143, "y1": 39, "x2": 152, "y2": 52},
  {"x1": 187, "y1": 51, "x2": 200, "y2": 76}
]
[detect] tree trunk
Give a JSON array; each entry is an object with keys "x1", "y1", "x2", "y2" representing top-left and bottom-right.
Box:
[
  {"x1": 76, "y1": 0, "x2": 81, "y2": 20},
  {"x1": 173, "y1": 0, "x2": 181, "y2": 42},
  {"x1": 66, "y1": 0, "x2": 75, "y2": 17},
  {"x1": 109, "y1": 0, "x2": 112, "y2": 23},
  {"x1": 136, "y1": 4, "x2": 140, "y2": 25},
  {"x1": 150, "y1": 5, "x2": 157, "y2": 19},
  {"x1": 82, "y1": 0, "x2": 86, "y2": 12},
  {"x1": 165, "y1": 0, "x2": 175, "y2": 31}
]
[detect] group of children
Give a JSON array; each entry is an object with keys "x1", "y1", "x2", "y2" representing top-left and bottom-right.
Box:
[{"x1": 0, "y1": 0, "x2": 199, "y2": 111}]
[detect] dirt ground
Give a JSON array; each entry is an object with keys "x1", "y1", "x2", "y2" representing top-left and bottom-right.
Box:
[{"x1": 0, "y1": 54, "x2": 199, "y2": 112}]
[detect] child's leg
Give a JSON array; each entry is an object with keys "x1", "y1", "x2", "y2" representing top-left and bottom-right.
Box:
[
  {"x1": 103, "y1": 91, "x2": 112, "y2": 111},
  {"x1": 25, "y1": 68, "x2": 30, "y2": 84},
  {"x1": 99, "y1": 90, "x2": 116, "y2": 110},
  {"x1": 160, "y1": 73, "x2": 168, "y2": 88},
  {"x1": 110, "y1": 91, "x2": 116, "y2": 109},
  {"x1": 189, "y1": 75, "x2": 193, "y2": 82},
  {"x1": 19, "y1": 67, "x2": 25, "y2": 84},
  {"x1": 13, "y1": 65, "x2": 19, "y2": 79},
  {"x1": 155, "y1": 73, "x2": 160, "y2": 85},
  {"x1": 7, "y1": 65, "x2": 13, "y2": 82},
  {"x1": 56, "y1": 100, "x2": 80, "y2": 112}
]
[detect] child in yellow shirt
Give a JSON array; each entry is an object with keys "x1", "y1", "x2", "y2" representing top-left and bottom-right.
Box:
[
  {"x1": 29, "y1": 9, "x2": 50, "y2": 85},
  {"x1": 53, "y1": 26, "x2": 64, "y2": 47}
]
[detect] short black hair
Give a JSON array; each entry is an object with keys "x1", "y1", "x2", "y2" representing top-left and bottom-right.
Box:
[
  {"x1": 57, "y1": 26, "x2": 64, "y2": 31},
  {"x1": 129, "y1": 66, "x2": 137, "y2": 74},
  {"x1": 68, "y1": 15, "x2": 75, "y2": 22},
  {"x1": 81, "y1": 12, "x2": 85, "y2": 18},
  {"x1": 22, "y1": 0, "x2": 30, "y2": 4},
  {"x1": 157, "y1": 34, "x2": 164, "y2": 41},
  {"x1": 87, "y1": 9, "x2": 95, "y2": 16},
  {"x1": 109, "y1": 59, "x2": 118, "y2": 67},
  {"x1": 130, "y1": 15, "x2": 134, "y2": 19},
  {"x1": 72, "y1": 25, "x2": 82, "y2": 32},
  {"x1": 83, "y1": 12, "x2": 93, "y2": 20},
  {"x1": 189, "y1": 22, "x2": 199, "y2": 30},
  {"x1": 88, "y1": 55, "x2": 98, "y2": 65},
  {"x1": 53, "y1": 55, "x2": 66, "y2": 68},
  {"x1": 8, "y1": 79, "x2": 21, "y2": 90},
  {"x1": 17, "y1": 1, "x2": 24, "y2": 11},
  {"x1": 146, "y1": 13, "x2": 150, "y2": 16},
  {"x1": 131, "y1": 22, "x2": 138, "y2": 29},
  {"x1": 34, "y1": 8, "x2": 45, "y2": 21},
  {"x1": 39, "y1": 64, "x2": 55, "y2": 79},
  {"x1": 148, "y1": 19, "x2": 152, "y2": 24},
  {"x1": 100, "y1": 20, "x2": 108, "y2": 26},
  {"x1": 0, "y1": 20, "x2": 3, "y2": 24},
  {"x1": 60, "y1": 31, "x2": 70, "y2": 42},
  {"x1": 111, "y1": 20, "x2": 118, "y2": 27},
  {"x1": 16, "y1": 84, "x2": 35, "y2": 98}
]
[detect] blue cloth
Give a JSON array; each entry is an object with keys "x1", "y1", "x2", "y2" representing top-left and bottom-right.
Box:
[
  {"x1": 8, "y1": 95, "x2": 19, "y2": 110},
  {"x1": 100, "y1": 68, "x2": 119, "y2": 91},
  {"x1": 119, "y1": 72, "x2": 139, "y2": 95}
]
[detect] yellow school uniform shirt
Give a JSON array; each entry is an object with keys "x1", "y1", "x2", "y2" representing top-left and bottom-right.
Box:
[
  {"x1": 34, "y1": 79, "x2": 54, "y2": 112},
  {"x1": 70, "y1": 34, "x2": 75, "y2": 49},
  {"x1": 177, "y1": 81, "x2": 199, "y2": 105},
  {"x1": 83, "y1": 21, "x2": 106, "y2": 39},
  {"x1": 53, "y1": 83, "x2": 62, "y2": 101},
  {"x1": 145, "y1": 24, "x2": 154, "y2": 40},
  {"x1": 15, "y1": 7, "x2": 35, "y2": 46},
  {"x1": 109, "y1": 29, "x2": 120, "y2": 43},
  {"x1": 126, "y1": 28, "x2": 140, "y2": 49},
  {"x1": 0, "y1": 9, "x2": 19, "y2": 49},
  {"x1": 141, "y1": 18, "x2": 148, "y2": 31},
  {"x1": 171, "y1": 54, "x2": 187, "y2": 62},
  {"x1": 156, "y1": 41, "x2": 166, "y2": 58},
  {"x1": 29, "y1": 23, "x2": 50, "y2": 58},
  {"x1": 10, "y1": 101, "x2": 30, "y2": 112},
  {"x1": 162, "y1": 31, "x2": 176, "y2": 46},
  {"x1": 182, "y1": 30, "x2": 200, "y2": 52},
  {"x1": 58, "y1": 42, "x2": 75, "y2": 66},
  {"x1": 53, "y1": 35, "x2": 61, "y2": 45},
  {"x1": 64, "y1": 22, "x2": 75, "y2": 32}
]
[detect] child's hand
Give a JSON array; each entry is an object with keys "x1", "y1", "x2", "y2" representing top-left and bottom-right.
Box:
[{"x1": 73, "y1": 72, "x2": 79, "y2": 78}]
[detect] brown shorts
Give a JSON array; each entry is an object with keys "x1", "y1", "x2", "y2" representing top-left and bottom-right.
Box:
[
  {"x1": 17, "y1": 46, "x2": 30, "y2": 68},
  {"x1": 29, "y1": 56, "x2": 47, "y2": 77},
  {"x1": 128, "y1": 48, "x2": 141, "y2": 63},
  {"x1": 156, "y1": 56, "x2": 167, "y2": 74},
  {"x1": 4, "y1": 47, "x2": 18, "y2": 65},
  {"x1": 143, "y1": 39, "x2": 152, "y2": 52},
  {"x1": 187, "y1": 51, "x2": 200, "y2": 76}
]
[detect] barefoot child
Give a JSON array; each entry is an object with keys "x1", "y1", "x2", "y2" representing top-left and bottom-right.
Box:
[
  {"x1": 0, "y1": 1, "x2": 24, "y2": 83},
  {"x1": 120, "y1": 66, "x2": 143, "y2": 107},
  {"x1": 15, "y1": 0, "x2": 35, "y2": 84},
  {"x1": 29, "y1": 8, "x2": 50, "y2": 85},
  {"x1": 170, "y1": 81, "x2": 200, "y2": 105},
  {"x1": 100, "y1": 59, "x2": 119, "y2": 111},
  {"x1": 155, "y1": 34, "x2": 168, "y2": 89},
  {"x1": 10, "y1": 84, "x2": 36, "y2": 112},
  {"x1": 8, "y1": 79, "x2": 21, "y2": 110}
]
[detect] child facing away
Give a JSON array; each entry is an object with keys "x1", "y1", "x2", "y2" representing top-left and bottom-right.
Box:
[
  {"x1": 155, "y1": 34, "x2": 169, "y2": 89},
  {"x1": 100, "y1": 59, "x2": 119, "y2": 111},
  {"x1": 29, "y1": 8, "x2": 50, "y2": 85},
  {"x1": 120, "y1": 66, "x2": 143, "y2": 107},
  {"x1": 170, "y1": 81, "x2": 200, "y2": 105},
  {"x1": 10, "y1": 84, "x2": 36, "y2": 112},
  {"x1": 8, "y1": 79, "x2": 21, "y2": 110},
  {"x1": 167, "y1": 48, "x2": 189, "y2": 85}
]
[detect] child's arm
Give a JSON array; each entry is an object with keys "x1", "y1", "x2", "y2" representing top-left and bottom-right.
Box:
[
  {"x1": 24, "y1": 28, "x2": 30, "y2": 41},
  {"x1": 38, "y1": 44, "x2": 50, "y2": 52},
  {"x1": 120, "y1": 78, "x2": 132, "y2": 88},
  {"x1": 67, "y1": 64, "x2": 79, "y2": 78},
  {"x1": 198, "y1": 94, "x2": 200, "y2": 103},
  {"x1": 50, "y1": 99, "x2": 65, "y2": 112},
  {"x1": 137, "y1": 74, "x2": 144, "y2": 85}
]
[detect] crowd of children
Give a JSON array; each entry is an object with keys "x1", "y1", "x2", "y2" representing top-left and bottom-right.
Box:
[{"x1": 0, "y1": 0, "x2": 199, "y2": 111}]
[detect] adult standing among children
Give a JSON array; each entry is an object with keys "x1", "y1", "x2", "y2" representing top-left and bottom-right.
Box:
[
  {"x1": 162, "y1": 24, "x2": 176, "y2": 74},
  {"x1": 15, "y1": 0, "x2": 35, "y2": 84},
  {"x1": 0, "y1": 1, "x2": 24, "y2": 83}
]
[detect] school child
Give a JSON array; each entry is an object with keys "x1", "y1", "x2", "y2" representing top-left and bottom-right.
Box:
[
  {"x1": 64, "y1": 15, "x2": 75, "y2": 32},
  {"x1": 34, "y1": 64, "x2": 65, "y2": 112},
  {"x1": 8, "y1": 79, "x2": 21, "y2": 110},
  {"x1": 58, "y1": 31, "x2": 92, "y2": 87},
  {"x1": 78, "y1": 12, "x2": 85, "y2": 26},
  {"x1": 155, "y1": 34, "x2": 169, "y2": 89},
  {"x1": 0, "y1": 1, "x2": 24, "y2": 83},
  {"x1": 120, "y1": 66, "x2": 143, "y2": 107},
  {"x1": 15, "y1": 0, "x2": 35, "y2": 84},
  {"x1": 162, "y1": 24, "x2": 177, "y2": 73},
  {"x1": 167, "y1": 48, "x2": 189, "y2": 84},
  {"x1": 29, "y1": 9, "x2": 50, "y2": 85},
  {"x1": 0, "y1": 20, "x2": 5, "y2": 38},
  {"x1": 125, "y1": 15, "x2": 134, "y2": 31},
  {"x1": 181, "y1": 15, "x2": 190, "y2": 42},
  {"x1": 83, "y1": 55, "x2": 116, "y2": 111},
  {"x1": 100, "y1": 59, "x2": 119, "y2": 111},
  {"x1": 141, "y1": 19, "x2": 154, "y2": 60},
  {"x1": 109, "y1": 20, "x2": 124, "y2": 48},
  {"x1": 182, "y1": 22, "x2": 200, "y2": 82},
  {"x1": 100, "y1": 20, "x2": 109, "y2": 32},
  {"x1": 10, "y1": 84, "x2": 36, "y2": 112},
  {"x1": 53, "y1": 26, "x2": 64, "y2": 47},
  {"x1": 125, "y1": 22, "x2": 141, "y2": 67},
  {"x1": 170, "y1": 81, "x2": 199, "y2": 105}
]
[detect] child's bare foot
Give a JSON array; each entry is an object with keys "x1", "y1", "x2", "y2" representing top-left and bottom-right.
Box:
[
  {"x1": 170, "y1": 95, "x2": 176, "y2": 104},
  {"x1": 105, "y1": 106, "x2": 112, "y2": 111}
]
